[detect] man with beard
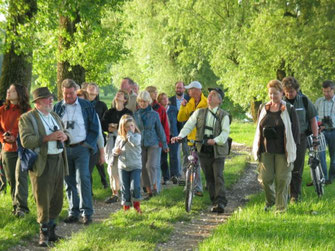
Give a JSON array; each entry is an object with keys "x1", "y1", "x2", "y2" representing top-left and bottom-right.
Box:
[{"x1": 19, "y1": 87, "x2": 69, "y2": 246}]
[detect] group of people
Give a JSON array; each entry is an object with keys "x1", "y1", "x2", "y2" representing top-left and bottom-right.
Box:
[
  {"x1": 1, "y1": 76, "x2": 334, "y2": 246},
  {"x1": 252, "y1": 77, "x2": 335, "y2": 213},
  {"x1": 0, "y1": 78, "x2": 231, "y2": 247}
]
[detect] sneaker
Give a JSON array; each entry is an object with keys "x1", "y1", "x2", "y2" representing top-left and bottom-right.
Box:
[
  {"x1": 15, "y1": 210, "x2": 26, "y2": 218},
  {"x1": 83, "y1": 216, "x2": 92, "y2": 226},
  {"x1": 143, "y1": 193, "x2": 153, "y2": 201},
  {"x1": 64, "y1": 215, "x2": 79, "y2": 224},
  {"x1": 49, "y1": 224, "x2": 63, "y2": 242},
  {"x1": 104, "y1": 195, "x2": 119, "y2": 204},
  {"x1": 211, "y1": 204, "x2": 224, "y2": 214},
  {"x1": 39, "y1": 224, "x2": 49, "y2": 247},
  {"x1": 178, "y1": 179, "x2": 186, "y2": 186},
  {"x1": 163, "y1": 180, "x2": 171, "y2": 185},
  {"x1": 171, "y1": 176, "x2": 178, "y2": 184}
]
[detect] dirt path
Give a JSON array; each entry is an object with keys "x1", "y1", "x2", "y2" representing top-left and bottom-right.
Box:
[
  {"x1": 156, "y1": 145, "x2": 261, "y2": 250},
  {"x1": 9, "y1": 143, "x2": 261, "y2": 251}
]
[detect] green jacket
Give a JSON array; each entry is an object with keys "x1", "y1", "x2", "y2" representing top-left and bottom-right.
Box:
[{"x1": 18, "y1": 109, "x2": 70, "y2": 177}]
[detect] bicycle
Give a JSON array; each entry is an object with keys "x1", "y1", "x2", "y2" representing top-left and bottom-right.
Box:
[{"x1": 306, "y1": 133, "x2": 327, "y2": 197}]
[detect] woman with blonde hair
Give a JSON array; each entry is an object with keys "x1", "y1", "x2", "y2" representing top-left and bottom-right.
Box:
[
  {"x1": 134, "y1": 91, "x2": 168, "y2": 199},
  {"x1": 113, "y1": 115, "x2": 142, "y2": 212},
  {"x1": 252, "y1": 80, "x2": 300, "y2": 213}
]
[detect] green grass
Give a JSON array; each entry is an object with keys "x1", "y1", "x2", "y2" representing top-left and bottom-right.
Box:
[
  {"x1": 51, "y1": 153, "x2": 248, "y2": 250},
  {"x1": 230, "y1": 122, "x2": 256, "y2": 147},
  {"x1": 0, "y1": 166, "x2": 110, "y2": 250},
  {"x1": 199, "y1": 161, "x2": 335, "y2": 250}
]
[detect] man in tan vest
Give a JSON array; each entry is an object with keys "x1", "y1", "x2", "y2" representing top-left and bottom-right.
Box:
[{"x1": 172, "y1": 87, "x2": 230, "y2": 213}]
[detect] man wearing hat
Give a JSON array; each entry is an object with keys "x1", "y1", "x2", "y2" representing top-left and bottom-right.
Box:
[
  {"x1": 172, "y1": 87, "x2": 230, "y2": 213},
  {"x1": 177, "y1": 81, "x2": 207, "y2": 196},
  {"x1": 19, "y1": 87, "x2": 70, "y2": 246}
]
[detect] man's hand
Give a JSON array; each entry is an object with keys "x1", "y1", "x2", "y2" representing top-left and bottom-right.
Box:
[
  {"x1": 3, "y1": 135, "x2": 16, "y2": 143},
  {"x1": 181, "y1": 99, "x2": 187, "y2": 106},
  {"x1": 99, "y1": 148, "x2": 106, "y2": 165},
  {"x1": 207, "y1": 139, "x2": 216, "y2": 146},
  {"x1": 171, "y1": 136, "x2": 182, "y2": 144},
  {"x1": 43, "y1": 131, "x2": 67, "y2": 142},
  {"x1": 164, "y1": 147, "x2": 170, "y2": 153},
  {"x1": 114, "y1": 147, "x2": 121, "y2": 155}
]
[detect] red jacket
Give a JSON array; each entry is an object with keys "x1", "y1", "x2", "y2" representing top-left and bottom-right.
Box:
[
  {"x1": 0, "y1": 104, "x2": 22, "y2": 152},
  {"x1": 151, "y1": 100, "x2": 170, "y2": 144}
]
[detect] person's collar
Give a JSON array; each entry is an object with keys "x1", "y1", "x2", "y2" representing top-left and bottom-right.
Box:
[
  {"x1": 208, "y1": 106, "x2": 219, "y2": 112},
  {"x1": 63, "y1": 98, "x2": 79, "y2": 106},
  {"x1": 176, "y1": 94, "x2": 184, "y2": 100},
  {"x1": 36, "y1": 108, "x2": 50, "y2": 117}
]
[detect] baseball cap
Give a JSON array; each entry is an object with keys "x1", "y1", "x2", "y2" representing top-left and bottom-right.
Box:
[
  {"x1": 185, "y1": 81, "x2": 202, "y2": 90},
  {"x1": 208, "y1": 87, "x2": 225, "y2": 99}
]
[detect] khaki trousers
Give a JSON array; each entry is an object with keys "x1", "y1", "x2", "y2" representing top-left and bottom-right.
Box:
[
  {"x1": 1, "y1": 151, "x2": 29, "y2": 212},
  {"x1": 29, "y1": 154, "x2": 64, "y2": 224},
  {"x1": 259, "y1": 152, "x2": 292, "y2": 211}
]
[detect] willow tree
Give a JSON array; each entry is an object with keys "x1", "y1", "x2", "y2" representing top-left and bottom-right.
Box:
[{"x1": 0, "y1": 0, "x2": 37, "y2": 99}]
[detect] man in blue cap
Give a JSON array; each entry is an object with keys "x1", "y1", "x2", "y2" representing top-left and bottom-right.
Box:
[{"x1": 172, "y1": 87, "x2": 230, "y2": 213}]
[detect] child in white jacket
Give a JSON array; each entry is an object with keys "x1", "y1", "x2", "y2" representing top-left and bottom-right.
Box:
[{"x1": 113, "y1": 115, "x2": 142, "y2": 212}]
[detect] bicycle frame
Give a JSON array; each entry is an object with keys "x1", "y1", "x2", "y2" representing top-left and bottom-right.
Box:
[{"x1": 307, "y1": 133, "x2": 326, "y2": 197}]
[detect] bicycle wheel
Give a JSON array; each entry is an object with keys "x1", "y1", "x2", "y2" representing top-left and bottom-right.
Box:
[
  {"x1": 185, "y1": 166, "x2": 195, "y2": 212},
  {"x1": 311, "y1": 166, "x2": 324, "y2": 197}
]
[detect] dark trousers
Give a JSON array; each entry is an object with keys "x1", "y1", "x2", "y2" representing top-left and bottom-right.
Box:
[
  {"x1": 89, "y1": 151, "x2": 108, "y2": 188},
  {"x1": 2, "y1": 151, "x2": 29, "y2": 212},
  {"x1": 198, "y1": 152, "x2": 227, "y2": 206},
  {"x1": 290, "y1": 134, "x2": 307, "y2": 199},
  {"x1": 29, "y1": 154, "x2": 64, "y2": 224},
  {"x1": 161, "y1": 141, "x2": 181, "y2": 181}
]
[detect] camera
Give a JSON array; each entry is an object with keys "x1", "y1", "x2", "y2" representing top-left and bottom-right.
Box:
[
  {"x1": 66, "y1": 121, "x2": 75, "y2": 130},
  {"x1": 3, "y1": 131, "x2": 11, "y2": 136},
  {"x1": 322, "y1": 116, "x2": 333, "y2": 128},
  {"x1": 53, "y1": 126, "x2": 64, "y2": 149}
]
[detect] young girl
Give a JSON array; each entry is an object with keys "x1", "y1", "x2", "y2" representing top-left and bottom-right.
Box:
[{"x1": 113, "y1": 115, "x2": 142, "y2": 212}]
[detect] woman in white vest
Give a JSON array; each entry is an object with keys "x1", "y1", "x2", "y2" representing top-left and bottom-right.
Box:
[{"x1": 253, "y1": 80, "x2": 300, "y2": 213}]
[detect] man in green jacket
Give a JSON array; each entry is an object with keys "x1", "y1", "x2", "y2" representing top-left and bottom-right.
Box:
[{"x1": 19, "y1": 87, "x2": 70, "y2": 247}]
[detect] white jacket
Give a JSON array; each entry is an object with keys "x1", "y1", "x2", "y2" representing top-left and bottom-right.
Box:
[{"x1": 252, "y1": 101, "x2": 297, "y2": 165}]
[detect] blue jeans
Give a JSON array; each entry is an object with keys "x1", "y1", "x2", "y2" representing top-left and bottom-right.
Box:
[
  {"x1": 319, "y1": 130, "x2": 335, "y2": 181},
  {"x1": 65, "y1": 145, "x2": 93, "y2": 217},
  {"x1": 119, "y1": 169, "x2": 141, "y2": 206}
]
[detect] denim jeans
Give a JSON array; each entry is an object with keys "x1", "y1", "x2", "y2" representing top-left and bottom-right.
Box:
[
  {"x1": 319, "y1": 130, "x2": 335, "y2": 181},
  {"x1": 119, "y1": 169, "x2": 141, "y2": 206},
  {"x1": 65, "y1": 145, "x2": 93, "y2": 217}
]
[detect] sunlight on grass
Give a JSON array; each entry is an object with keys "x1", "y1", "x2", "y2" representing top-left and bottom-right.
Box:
[{"x1": 230, "y1": 122, "x2": 256, "y2": 147}]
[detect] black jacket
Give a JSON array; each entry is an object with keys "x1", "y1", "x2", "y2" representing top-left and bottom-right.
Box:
[{"x1": 169, "y1": 93, "x2": 190, "y2": 133}]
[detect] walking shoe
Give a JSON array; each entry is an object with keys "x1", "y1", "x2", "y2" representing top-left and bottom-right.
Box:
[
  {"x1": 194, "y1": 191, "x2": 203, "y2": 197},
  {"x1": 39, "y1": 224, "x2": 49, "y2": 247},
  {"x1": 171, "y1": 176, "x2": 178, "y2": 184},
  {"x1": 15, "y1": 210, "x2": 26, "y2": 218},
  {"x1": 325, "y1": 180, "x2": 332, "y2": 185},
  {"x1": 211, "y1": 204, "x2": 225, "y2": 214},
  {"x1": 104, "y1": 195, "x2": 119, "y2": 204},
  {"x1": 306, "y1": 181, "x2": 314, "y2": 187},
  {"x1": 143, "y1": 193, "x2": 153, "y2": 201},
  {"x1": 152, "y1": 189, "x2": 158, "y2": 196},
  {"x1": 49, "y1": 224, "x2": 62, "y2": 242},
  {"x1": 83, "y1": 216, "x2": 92, "y2": 226},
  {"x1": 178, "y1": 179, "x2": 186, "y2": 186},
  {"x1": 133, "y1": 201, "x2": 142, "y2": 214},
  {"x1": 123, "y1": 205, "x2": 130, "y2": 211},
  {"x1": 63, "y1": 215, "x2": 79, "y2": 224}
]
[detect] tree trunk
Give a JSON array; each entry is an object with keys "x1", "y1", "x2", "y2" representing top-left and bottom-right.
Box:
[
  {"x1": 57, "y1": 14, "x2": 85, "y2": 100},
  {"x1": 0, "y1": 0, "x2": 37, "y2": 100}
]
